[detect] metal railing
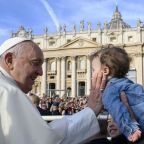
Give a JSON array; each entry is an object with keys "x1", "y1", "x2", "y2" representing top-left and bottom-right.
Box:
[{"x1": 42, "y1": 113, "x2": 108, "y2": 121}]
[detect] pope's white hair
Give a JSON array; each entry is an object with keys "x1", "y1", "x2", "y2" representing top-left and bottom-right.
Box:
[{"x1": 0, "y1": 41, "x2": 36, "y2": 61}]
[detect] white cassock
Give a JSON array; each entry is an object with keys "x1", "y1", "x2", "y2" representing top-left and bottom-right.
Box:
[{"x1": 0, "y1": 66, "x2": 100, "y2": 144}]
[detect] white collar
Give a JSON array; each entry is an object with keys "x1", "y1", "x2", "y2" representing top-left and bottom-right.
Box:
[{"x1": 0, "y1": 66, "x2": 18, "y2": 86}]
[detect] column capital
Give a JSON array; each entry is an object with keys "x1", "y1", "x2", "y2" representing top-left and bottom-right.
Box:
[
  {"x1": 86, "y1": 55, "x2": 91, "y2": 59},
  {"x1": 71, "y1": 56, "x2": 76, "y2": 60},
  {"x1": 56, "y1": 57, "x2": 61, "y2": 60},
  {"x1": 61, "y1": 56, "x2": 66, "y2": 60}
]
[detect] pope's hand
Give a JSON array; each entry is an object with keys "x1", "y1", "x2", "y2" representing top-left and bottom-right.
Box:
[{"x1": 87, "y1": 72, "x2": 107, "y2": 116}]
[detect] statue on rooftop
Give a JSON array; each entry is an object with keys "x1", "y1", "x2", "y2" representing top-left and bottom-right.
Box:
[
  {"x1": 80, "y1": 20, "x2": 84, "y2": 31},
  {"x1": 88, "y1": 22, "x2": 92, "y2": 31}
]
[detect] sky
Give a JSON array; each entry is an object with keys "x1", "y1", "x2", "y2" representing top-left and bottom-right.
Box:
[{"x1": 0, "y1": 0, "x2": 144, "y2": 44}]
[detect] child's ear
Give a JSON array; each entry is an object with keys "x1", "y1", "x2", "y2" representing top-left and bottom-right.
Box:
[{"x1": 103, "y1": 66, "x2": 109, "y2": 75}]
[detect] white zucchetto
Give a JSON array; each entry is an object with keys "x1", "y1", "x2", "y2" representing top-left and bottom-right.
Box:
[{"x1": 0, "y1": 37, "x2": 30, "y2": 56}]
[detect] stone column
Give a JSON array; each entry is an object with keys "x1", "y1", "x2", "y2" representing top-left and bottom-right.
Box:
[
  {"x1": 121, "y1": 28, "x2": 124, "y2": 44},
  {"x1": 71, "y1": 56, "x2": 76, "y2": 97},
  {"x1": 41, "y1": 59, "x2": 47, "y2": 95},
  {"x1": 77, "y1": 81, "x2": 79, "y2": 96},
  {"x1": 56, "y1": 57, "x2": 61, "y2": 96},
  {"x1": 61, "y1": 57, "x2": 66, "y2": 97},
  {"x1": 86, "y1": 55, "x2": 91, "y2": 95},
  {"x1": 135, "y1": 54, "x2": 143, "y2": 84}
]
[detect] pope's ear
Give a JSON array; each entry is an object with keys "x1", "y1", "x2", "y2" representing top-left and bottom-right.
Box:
[
  {"x1": 103, "y1": 66, "x2": 110, "y2": 75},
  {"x1": 4, "y1": 53, "x2": 14, "y2": 69}
]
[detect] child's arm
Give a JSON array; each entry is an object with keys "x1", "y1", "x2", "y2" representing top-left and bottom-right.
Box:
[
  {"x1": 102, "y1": 85, "x2": 141, "y2": 140},
  {"x1": 120, "y1": 92, "x2": 141, "y2": 142},
  {"x1": 120, "y1": 91, "x2": 136, "y2": 121}
]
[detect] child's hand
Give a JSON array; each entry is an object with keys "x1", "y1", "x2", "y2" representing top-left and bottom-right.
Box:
[{"x1": 128, "y1": 129, "x2": 141, "y2": 142}]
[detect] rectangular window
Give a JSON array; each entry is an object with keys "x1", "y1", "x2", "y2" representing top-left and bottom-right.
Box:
[
  {"x1": 92, "y1": 38, "x2": 96, "y2": 42},
  {"x1": 67, "y1": 39, "x2": 71, "y2": 43},
  {"x1": 110, "y1": 37, "x2": 116, "y2": 42},
  {"x1": 36, "y1": 42, "x2": 40, "y2": 46},
  {"x1": 67, "y1": 75, "x2": 71, "y2": 78},
  {"x1": 128, "y1": 36, "x2": 133, "y2": 42},
  {"x1": 50, "y1": 76, "x2": 54, "y2": 79},
  {"x1": 49, "y1": 41, "x2": 55, "y2": 46}
]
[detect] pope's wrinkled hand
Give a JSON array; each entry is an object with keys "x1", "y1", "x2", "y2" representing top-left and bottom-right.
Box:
[{"x1": 87, "y1": 72, "x2": 107, "y2": 116}]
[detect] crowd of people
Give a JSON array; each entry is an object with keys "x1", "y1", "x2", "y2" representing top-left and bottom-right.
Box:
[{"x1": 28, "y1": 93, "x2": 88, "y2": 116}]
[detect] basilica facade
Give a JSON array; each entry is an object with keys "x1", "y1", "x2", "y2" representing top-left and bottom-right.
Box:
[{"x1": 11, "y1": 6, "x2": 144, "y2": 97}]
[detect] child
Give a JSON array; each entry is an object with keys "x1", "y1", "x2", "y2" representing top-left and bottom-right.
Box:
[{"x1": 91, "y1": 46, "x2": 143, "y2": 142}]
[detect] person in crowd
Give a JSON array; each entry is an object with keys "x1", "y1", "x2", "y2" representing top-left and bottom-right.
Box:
[
  {"x1": 28, "y1": 93, "x2": 51, "y2": 116},
  {"x1": 50, "y1": 102, "x2": 61, "y2": 115},
  {"x1": 47, "y1": 97, "x2": 53, "y2": 111},
  {"x1": 58, "y1": 103, "x2": 65, "y2": 115},
  {"x1": 91, "y1": 46, "x2": 143, "y2": 142},
  {"x1": 107, "y1": 114, "x2": 130, "y2": 144},
  {"x1": 86, "y1": 113, "x2": 130, "y2": 144},
  {"x1": 107, "y1": 112, "x2": 144, "y2": 144},
  {"x1": 0, "y1": 37, "x2": 106, "y2": 144}
]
